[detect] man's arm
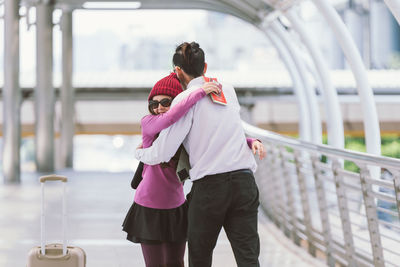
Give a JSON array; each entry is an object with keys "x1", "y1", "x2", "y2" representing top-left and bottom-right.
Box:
[{"x1": 135, "y1": 107, "x2": 194, "y2": 165}]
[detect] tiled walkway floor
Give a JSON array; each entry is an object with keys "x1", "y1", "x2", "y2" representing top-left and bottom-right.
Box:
[{"x1": 0, "y1": 171, "x2": 325, "y2": 267}]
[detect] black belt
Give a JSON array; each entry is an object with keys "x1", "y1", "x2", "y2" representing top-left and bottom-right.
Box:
[{"x1": 194, "y1": 169, "x2": 252, "y2": 184}]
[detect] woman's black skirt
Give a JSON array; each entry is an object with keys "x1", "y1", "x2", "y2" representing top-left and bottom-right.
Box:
[{"x1": 122, "y1": 201, "x2": 188, "y2": 244}]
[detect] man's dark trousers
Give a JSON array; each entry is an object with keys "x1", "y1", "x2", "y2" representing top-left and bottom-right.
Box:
[{"x1": 187, "y1": 169, "x2": 260, "y2": 267}]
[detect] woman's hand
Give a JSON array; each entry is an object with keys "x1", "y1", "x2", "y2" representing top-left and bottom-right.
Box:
[
  {"x1": 252, "y1": 140, "x2": 266, "y2": 160},
  {"x1": 202, "y1": 82, "x2": 221, "y2": 95},
  {"x1": 137, "y1": 143, "x2": 143, "y2": 149}
]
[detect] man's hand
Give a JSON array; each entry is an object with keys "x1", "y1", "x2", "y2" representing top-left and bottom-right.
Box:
[
  {"x1": 137, "y1": 143, "x2": 143, "y2": 149},
  {"x1": 252, "y1": 140, "x2": 266, "y2": 160},
  {"x1": 202, "y1": 82, "x2": 221, "y2": 95}
]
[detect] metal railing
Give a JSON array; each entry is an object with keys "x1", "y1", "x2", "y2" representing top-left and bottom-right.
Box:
[{"x1": 243, "y1": 122, "x2": 400, "y2": 267}]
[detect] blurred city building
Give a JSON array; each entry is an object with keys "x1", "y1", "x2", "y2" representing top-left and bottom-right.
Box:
[{"x1": 1, "y1": 1, "x2": 400, "y2": 172}]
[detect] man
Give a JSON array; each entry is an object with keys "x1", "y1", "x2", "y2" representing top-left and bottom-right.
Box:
[{"x1": 135, "y1": 42, "x2": 264, "y2": 267}]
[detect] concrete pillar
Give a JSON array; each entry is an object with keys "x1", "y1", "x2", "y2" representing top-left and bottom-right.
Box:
[
  {"x1": 384, "y1": 0, "x2": 400, "y2": 26},
  {"x1": 344, "y1": 9, "x2": 365, "y2": 65},
  {"x1": 35, "y1": 1, "x2": 55, "y2": 172},
  {"x1": 3, "y1": 0, "x2": 21, "y2": 183},
  {"x1": 60, "y1": 8, "x2": 74, "y2": 168},
  {"x1": 371, "y1": 1, "x2": 397, "y2": 68}
]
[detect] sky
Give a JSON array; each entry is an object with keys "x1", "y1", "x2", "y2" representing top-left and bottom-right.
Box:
[
  {"x1": 0, "y1": 11, "x2": 203, "y2": 83},
  {"x1": 73, "y1": 9, "x2": 207, "y2": 40},
  {"x1": 0, "y1": 0, "x2": 366, "y2": 73},
  {"x1": 0, "y1": 9, "x2": 211, "y2": 73},
  {"x1": 0, "y1": 3, "x2": 345, "y2": 75},
  {"x1": 0, "y1": 8, "x2": 282, "y2": 75}
]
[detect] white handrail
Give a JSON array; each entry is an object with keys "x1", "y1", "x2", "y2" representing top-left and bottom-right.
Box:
[
  {"x1": 243, "y1": 121, "x2": 400, "y2": 169},
  {"x1": 244, "y1": 122, "x2": 400, "y2": 266}
]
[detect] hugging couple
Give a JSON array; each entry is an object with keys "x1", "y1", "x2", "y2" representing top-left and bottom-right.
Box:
[{"x1": 123, "y1": 41, "x2": 265, "y2": 267}]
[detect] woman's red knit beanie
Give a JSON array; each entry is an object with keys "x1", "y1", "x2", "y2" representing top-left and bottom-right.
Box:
[{"x1": 148, "y1": 73, "x2": 183, "y2": 100}]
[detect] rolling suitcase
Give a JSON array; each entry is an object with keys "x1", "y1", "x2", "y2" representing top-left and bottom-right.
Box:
[{"x1": 27, "y1": 175, "x2": 86, "y2": 267}]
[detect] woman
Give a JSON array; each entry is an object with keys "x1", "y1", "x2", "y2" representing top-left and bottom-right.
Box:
[{"x1": 123, "y1": 72, "x2": 263, "y2": 267}]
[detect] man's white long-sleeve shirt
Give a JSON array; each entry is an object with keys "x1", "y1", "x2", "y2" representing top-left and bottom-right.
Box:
[{"x1": 135, "y1": 76, "x2": 257, "y2": 181}]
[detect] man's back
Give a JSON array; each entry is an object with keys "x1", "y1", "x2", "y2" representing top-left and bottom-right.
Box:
[{"x1": 173, "y1": 76, "x2": 257, "y2": 181}]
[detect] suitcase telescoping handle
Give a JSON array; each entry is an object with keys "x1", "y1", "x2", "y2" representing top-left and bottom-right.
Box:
[{"x1": 40, "y1": 175, "x2": 68, "y2": 256}]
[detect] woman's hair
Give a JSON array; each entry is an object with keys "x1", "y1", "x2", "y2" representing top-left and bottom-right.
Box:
[
  {"x1": 148, "y1": 105, "x2": 157, "y2": 115},
  {"x1": 172, "y1": 42, "x2": 205, "y2": 78}
]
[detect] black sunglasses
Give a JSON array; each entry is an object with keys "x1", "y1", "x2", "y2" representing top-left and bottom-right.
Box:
[{"x1": 148, "y1": 98, "x2": 172, "y2": 110}]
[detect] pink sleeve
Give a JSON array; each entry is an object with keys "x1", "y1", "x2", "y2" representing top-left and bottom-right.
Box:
[
  {"x1": 246, "y1": 137, "x2": 261, "y2": 148},
  {"x1": 142, "y1": 88, "x2": 206, "y2": 137}
]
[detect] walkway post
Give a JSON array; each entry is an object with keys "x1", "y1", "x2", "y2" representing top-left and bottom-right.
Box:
[
  {"x1": 60, "y1": 7, "x2": 74, "y2": 168},
  {"x1": 279, "y1": 146, "x2": 301, "y2": 245},
  {"x1": 332, "y1": 159, "x2": 356, "y2": 266},
  {"x1": 36, "y1": 1, "x2": 55, "y2": 172},
  {"x1": 311, "y1": 154, "x2": 335, "y2": 266},
  {"x1": 359, "y1": 166, "x2": 385, "y2": 266},
  {"x1": 3, "y1": 0, "x2": 21, "y2": 183},
  {"x1": 294, "y1": 150, "x2": 316, "y2": 256}
]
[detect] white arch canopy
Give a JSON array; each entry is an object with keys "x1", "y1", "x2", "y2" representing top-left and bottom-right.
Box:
[
  {"x1": 46, "y1": 0, "x2": 378, "y2": 150},
  {"x1": 5, "y1": 0, "x2": 387, "y2": 182}
]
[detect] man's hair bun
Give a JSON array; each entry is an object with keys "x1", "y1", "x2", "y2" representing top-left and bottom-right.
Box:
[{"x1": 173, "y1": 41, "x2": 205, "y2": 78}]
